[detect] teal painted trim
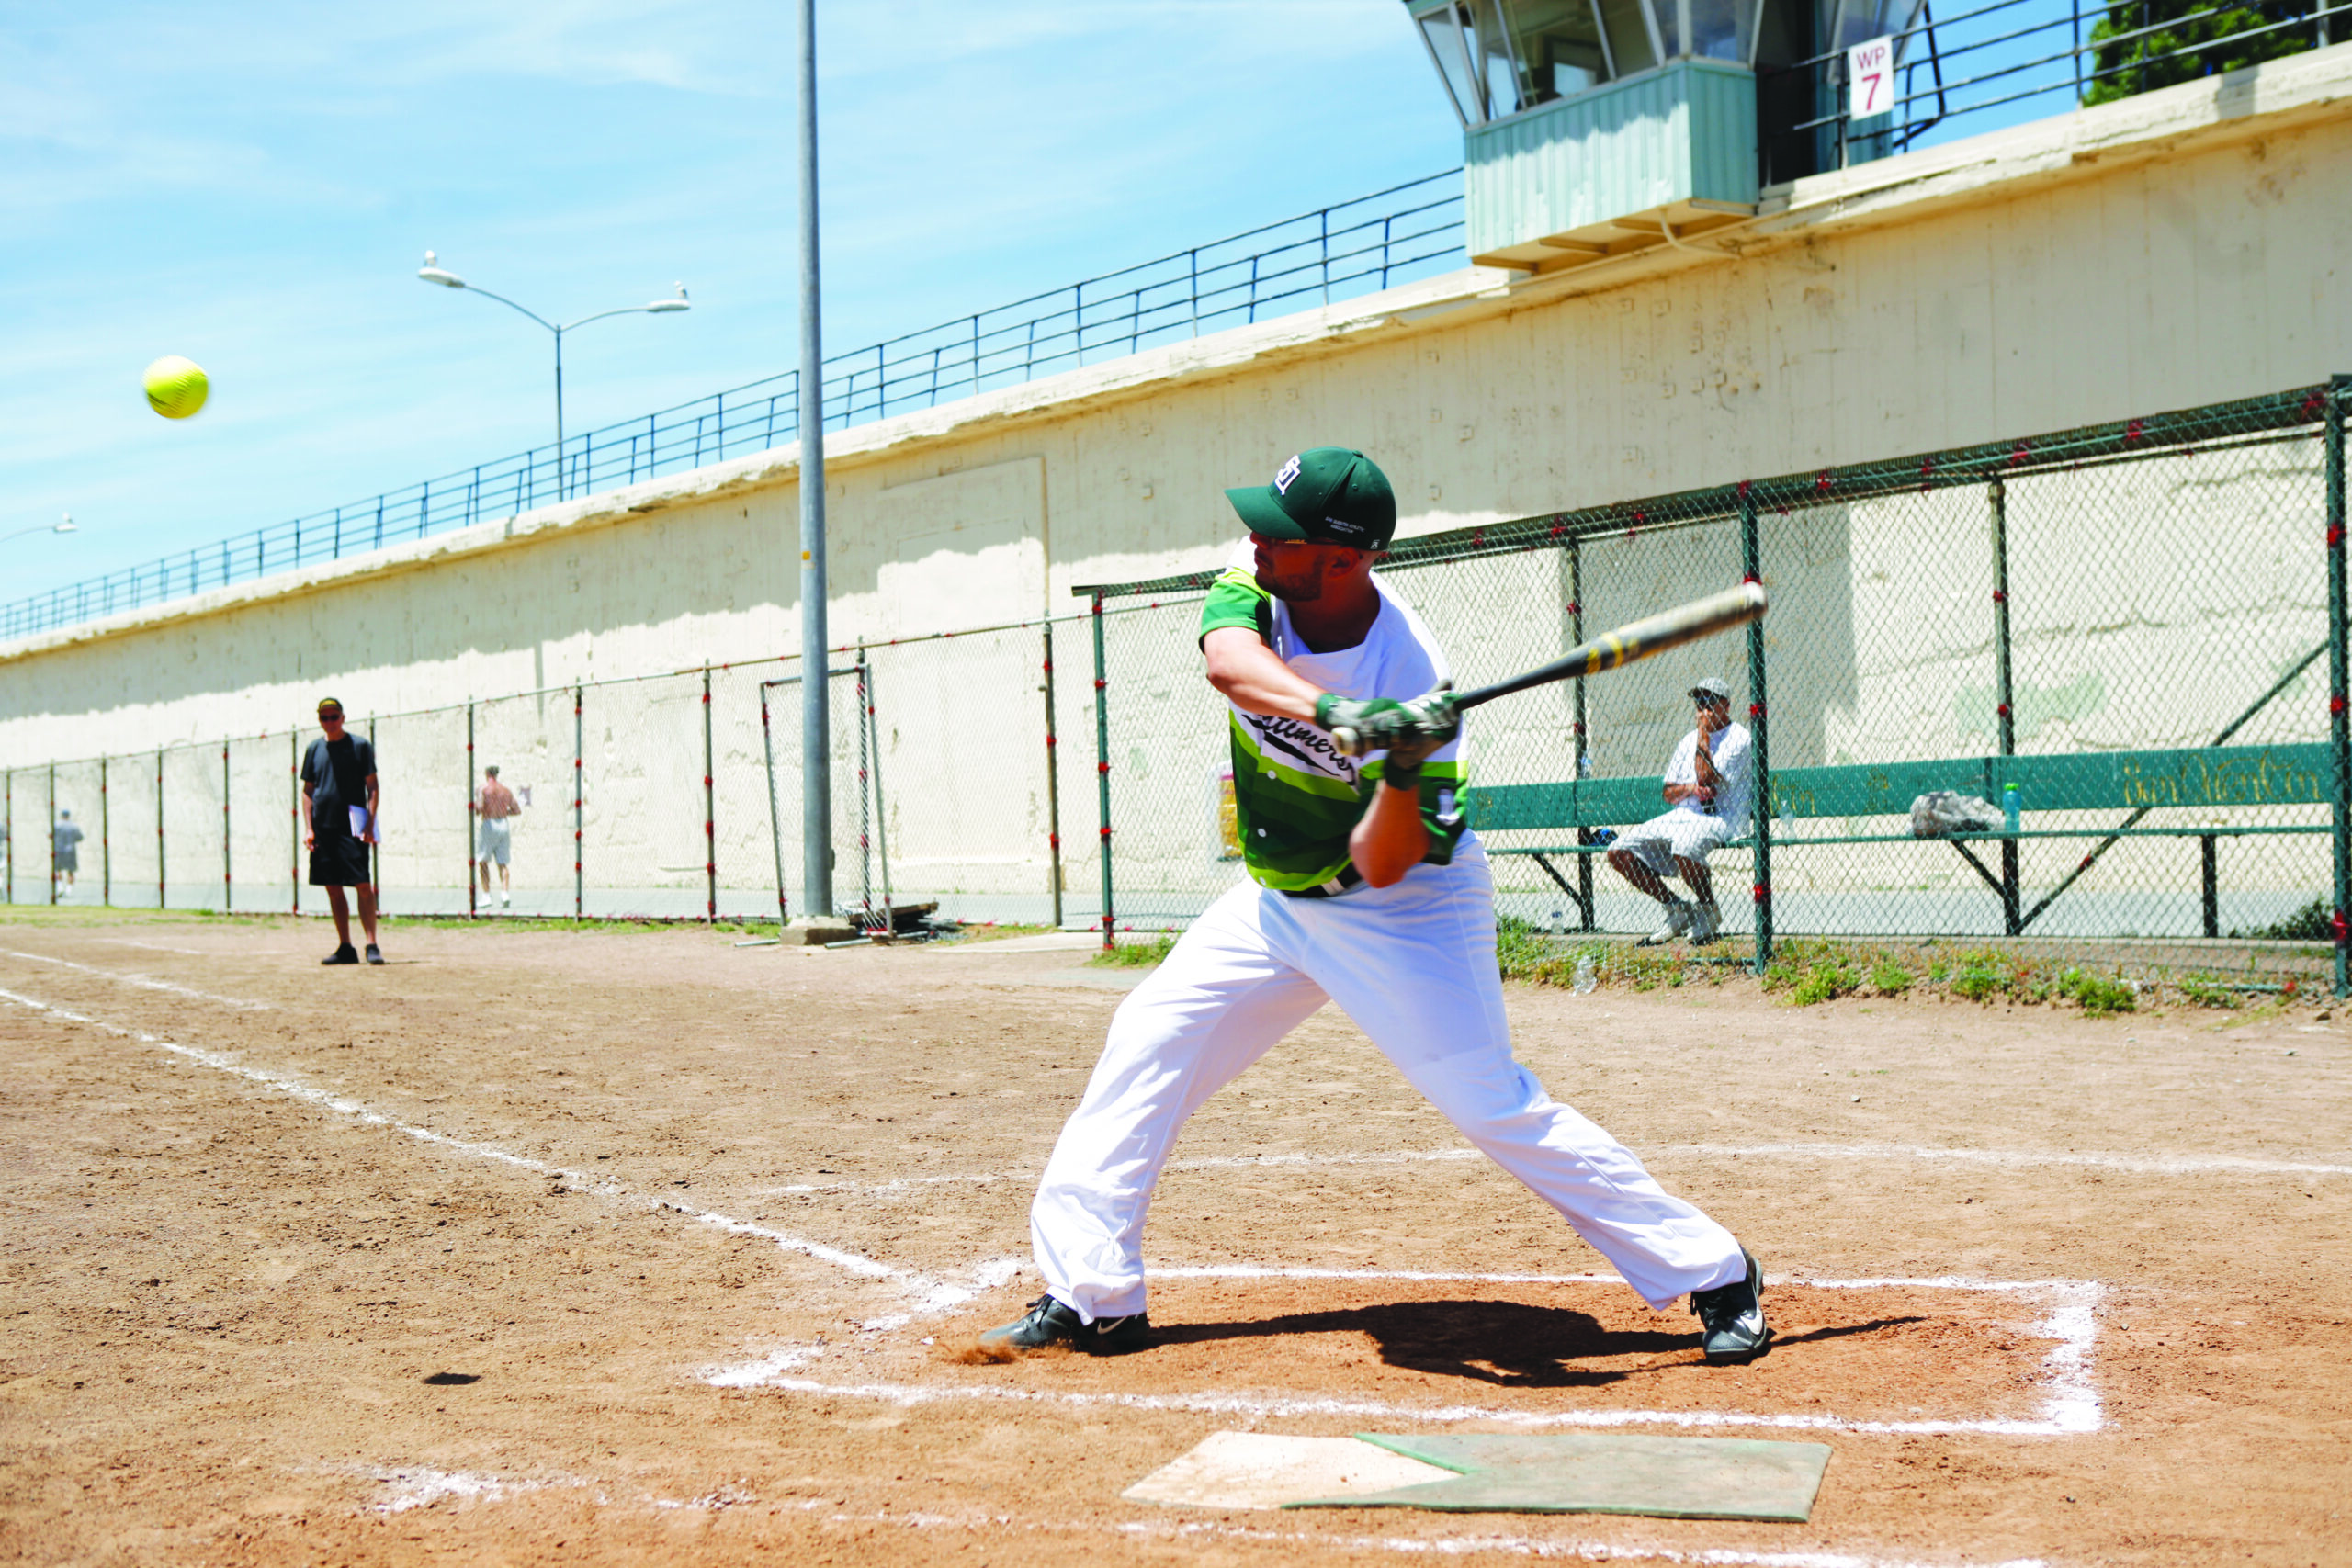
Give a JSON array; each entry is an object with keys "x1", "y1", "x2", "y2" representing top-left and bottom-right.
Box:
[
  {"x1": 1464, "y1": 61, "x2": 1758, "y2": 255},
  {"x1": 1467, "y1": 743, "x2": 2337, "y2": 832}
]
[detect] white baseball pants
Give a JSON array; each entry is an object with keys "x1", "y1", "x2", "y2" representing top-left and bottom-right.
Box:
[{"x1": 1030, "y1": 842, "x2": 1747, "y2": 1320}]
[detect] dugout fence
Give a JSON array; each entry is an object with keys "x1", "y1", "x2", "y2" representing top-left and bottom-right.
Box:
[{"x1": 5, "y1": 379, "x2": 2348, "y2": 992}]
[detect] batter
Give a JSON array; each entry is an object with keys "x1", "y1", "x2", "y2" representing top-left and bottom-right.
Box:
[{"x1": 982, "y1": 447, "x2": 1770, "y2": 1363}]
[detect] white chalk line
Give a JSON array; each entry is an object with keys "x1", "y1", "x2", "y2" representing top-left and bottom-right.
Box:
[
  {"x1": 1682, "y1": 1140, "x2": 2352, "y2": 1179},
  {"x1": 0, "y1": 947, "x2": 273, "y2": 1010},
  {"x1": 1124, "y1": 1517, "x2": 2050, "y2": 1568},
  {"x1": 710, "y1": 1271, "x2": 2104, "y2": 1438},
  {"x1": 763, "y1": 1136, "x2": 2351, "y2": 1199},
  {"x1": 0, "y1": 984, "x2": 1015, "y2": 1317},
  {"x1": 343, "y1": 1469, "x2": 2047, "y2": 1567},
  {"x1": 699, "y1": 1498, "x2": 2058, "y2": 1568}
]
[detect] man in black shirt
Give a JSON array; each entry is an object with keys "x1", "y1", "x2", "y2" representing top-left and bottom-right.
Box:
[{"x1": 300, "y1": 696, "x2": 382, "y2": 965}]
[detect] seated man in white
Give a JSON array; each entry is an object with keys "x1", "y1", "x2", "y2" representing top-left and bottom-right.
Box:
[{"x1": 1606, "y1": 677, "x2": 1753, "y2": 945}]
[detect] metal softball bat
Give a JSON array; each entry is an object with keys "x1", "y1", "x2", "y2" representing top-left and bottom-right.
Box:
[{"x1": 1453, "y1": 581, "x2": 1769, "y2": 713}]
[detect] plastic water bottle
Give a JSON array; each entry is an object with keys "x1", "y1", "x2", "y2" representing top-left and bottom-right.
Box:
[
  {"x1": 1550, "y1": 908, "x2": 1566, "y2": 937},
  {"x1": 2002, "y1": 783, "x2": 2021, "y2": 835},
  {"x1": 1572, "y1": 954, "x2": 1597, "y2": 994}
]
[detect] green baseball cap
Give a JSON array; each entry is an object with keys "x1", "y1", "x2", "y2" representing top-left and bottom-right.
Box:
[{"x1": 1226, "y1": 447, "x2": 1396, "y2": 550}]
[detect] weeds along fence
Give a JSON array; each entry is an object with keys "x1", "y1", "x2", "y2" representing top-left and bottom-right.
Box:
[
  {"x1": 1081, "y1": 379, "x2": 2352, "y2": 993},
  {"x1": 6, "y1": 379, "x2": 2348, "y2": 992}
]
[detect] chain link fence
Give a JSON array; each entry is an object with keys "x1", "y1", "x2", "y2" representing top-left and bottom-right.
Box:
[
  {"x1": 6, "y1": 380, "x2": 2348, "y2": 993},
  {"x1": 1082, "y1": 380, "x2": 2352, "y2": 993}
]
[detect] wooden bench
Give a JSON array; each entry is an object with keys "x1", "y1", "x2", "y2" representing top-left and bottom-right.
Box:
[{"x1": 1464, "y1": 742, "x2": 2335, "y2": 938}]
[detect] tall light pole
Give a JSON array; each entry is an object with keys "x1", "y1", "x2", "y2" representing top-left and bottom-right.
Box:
[
  {"x1": 416, "y1": 256, "x2": 690, "y2": 499},
  {"x1": 1, "y1": 513, "x2": 78, "y2": 547},
  {"x1": 798, "y1": 0, "x2": 833, "y2": 922}
]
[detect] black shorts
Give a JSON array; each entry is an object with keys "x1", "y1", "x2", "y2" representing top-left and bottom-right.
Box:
[{"x1": 309, "y1": 832, "x2": 372, "y2": 887}]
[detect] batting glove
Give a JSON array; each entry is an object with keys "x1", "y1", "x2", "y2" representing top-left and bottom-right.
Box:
[
  {"x1": 1379, "y1": 682, "x2": 1459, "y2": 787},
  {"x1": 1315, "y1": 694, "x2": 1406, "y2": 759}
]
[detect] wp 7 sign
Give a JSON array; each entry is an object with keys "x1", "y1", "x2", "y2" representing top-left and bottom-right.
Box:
[{"x1": 1848, "y1": 35, "x2": 1895, "y2": 119}]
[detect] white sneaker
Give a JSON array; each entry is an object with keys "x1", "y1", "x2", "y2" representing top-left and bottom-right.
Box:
[
  {"x1": 1641, "y1": 899, "x2": 1692, "y2": 946},
  {"x1": 1688, "y1": 901, "x2": 1721, "y2": 943},
  {"x1": 500, "y1": 891, "x2": 511, "y2": 908}
]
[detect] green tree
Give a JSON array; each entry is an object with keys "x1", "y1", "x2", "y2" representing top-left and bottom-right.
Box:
[{"x1": 2084, "y1": 0, "x2": 2323, "y2": 106}]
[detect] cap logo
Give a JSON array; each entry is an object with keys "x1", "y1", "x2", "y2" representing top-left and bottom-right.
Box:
[
  {"x1": 1325, "y1": 517, "x2": 1363, "y2": 536},
  {"x1": 1272, "y1": 454, "x2": 1303, "y2": 495}
]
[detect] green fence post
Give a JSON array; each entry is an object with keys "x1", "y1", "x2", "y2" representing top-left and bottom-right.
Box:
[
  {"x1": 1092, "y1": 592, "x2": 1114, "y2": 952},
  {"x1": 1566, "y1": 534, "x2": 1594, "y2": 932},
  {"x1": 1740, "y1": 485, "x2": 1772, "y2": 974},
  {"x1": 1043, "y1": 620, "x2": 1065, "y2": 930},
  {"x1": 221, "y1": 741, "x2": 232, "y2": 913},
  {"x1": 100, "y1": 756, "x2": 110, "y2": 908},
  {"x1": 1990, "y1": 475, "x2": 2020, "y2": 936},
  {"x1": 48, "y1": 763, "x2": 57, "y2": 906},
  {"x1": 155, "y1": 749, "x2": 164, "y2": 909},
  {"x1": 2327, "y1": 376, "x2": 2348, "y2": 998}
]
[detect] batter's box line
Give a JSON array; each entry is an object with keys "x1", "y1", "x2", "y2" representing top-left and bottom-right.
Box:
[
  {"x1": 709, "y1": 1268, "x2": 2101, "y2": 1438},
  {"x1": 0, "y1": 984, "x2": 1013, "y2": 1321}
]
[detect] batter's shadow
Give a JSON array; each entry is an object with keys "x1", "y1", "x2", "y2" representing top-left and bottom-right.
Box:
[{"x1": 1149, "y1": 1299, "x2": 1923, "y2": 1385}]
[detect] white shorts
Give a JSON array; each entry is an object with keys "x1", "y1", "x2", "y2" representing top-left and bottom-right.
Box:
[
  {"x1": 1617, "y1": 809, "x2": 1732, "y2": 877},
  {"x1": 1029, "y1": 841, "x2": 1746, "y2": 1320},
  {"x1": 476, "y1": 817, "x2": 512, "y2": 865}
]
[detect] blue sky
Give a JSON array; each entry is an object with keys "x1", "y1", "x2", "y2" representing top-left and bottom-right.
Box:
[{"x1": 1, "y1": 1, "x2": 1462, "y2": 602}]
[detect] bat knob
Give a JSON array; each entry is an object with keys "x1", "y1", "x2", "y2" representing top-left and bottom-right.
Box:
[{"x1": 1330, "y1": 726, "x2": 1363, "y2": 757}]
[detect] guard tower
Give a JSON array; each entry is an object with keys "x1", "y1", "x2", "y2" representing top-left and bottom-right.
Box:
[{"x1": 1405, "y1": 0, "x2": 1926, "y2": 272}]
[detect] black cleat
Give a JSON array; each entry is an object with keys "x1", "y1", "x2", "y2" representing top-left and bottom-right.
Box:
[
  {"x1": 322, "y1": 944, "x2": 360, "y2": 965},
  {"x1": 978, "y1": 1293, "x2": 1150, "y2": 1356},
  {"x1": 365, "y1": 943, "x2": 384, "y2": 965},
  {"x1": 1690, "y1": 1247, "x2": 1770, "y2": 1362}
]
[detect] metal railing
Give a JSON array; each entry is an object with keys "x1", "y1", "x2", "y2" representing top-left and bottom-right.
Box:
[
  {"x1": 1758, "y1": 0, "x2": 2342, "y2": 185},
  {"x1": 1, "y1": 172, "x2": 1465, "y2": 646}
]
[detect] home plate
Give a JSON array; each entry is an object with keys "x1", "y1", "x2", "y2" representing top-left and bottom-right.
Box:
[
  {"x1": 1122, "y1": 1432, "x2": 1456, "y2": 1510},
  {"x1": 1125, "y1": 1431, "x2": 1831, "y2": 1521}
]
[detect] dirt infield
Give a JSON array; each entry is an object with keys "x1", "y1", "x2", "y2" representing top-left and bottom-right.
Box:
[{"x1": 3, "y1": 908, "x2": 2347, "y2": 1567}]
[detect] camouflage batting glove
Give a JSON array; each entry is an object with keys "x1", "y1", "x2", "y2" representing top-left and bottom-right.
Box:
[
  {"x1": 1377, "y1": 682, "x2": 1459, "y2": 787},
  {"x1": 1315, "y1": 694, "x2": 1406, "y2": 759}
]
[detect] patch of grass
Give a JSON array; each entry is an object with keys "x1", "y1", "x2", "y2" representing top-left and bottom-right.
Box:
[
  {"x1": 2176, "y1": 976, "x2": 2242, "y2": 1010},
  {"x1": 1791, "y1": 961, "x2": 1860, "y2": 1006},
  {"x1": 2056, "y1": 968, "x2": 2136, "y2": 1016},
  {"x1": 376, "y1": 914, "x2": 763, "y2": 934},
  {"x1": 1871, "y1": 961, "x2": 1913, "y2": 996},
  {"x1": 1494, "y1": 913, "x2": 1557, "y2": 980},
  {"x1": 1088, "y1": 934, "x2": 1175, "y2": 968},
  {"x1": 2231, "y1": 897, "x2": 2333, "y2": 942},
  {"x1": 0, "y1": 902, "x2": 289, "y2": 929},
  {"x1": 1948, "y1": 964, "x2": 2007, "y2": 1002}
]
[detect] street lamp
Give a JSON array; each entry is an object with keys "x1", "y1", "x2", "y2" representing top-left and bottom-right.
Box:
[
  {"x1": 1, "y1": 513, "x2": 77, "y2": 547},
  {"x1": 417, "y1": 252, "x2": 691, "y2": 499}
]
